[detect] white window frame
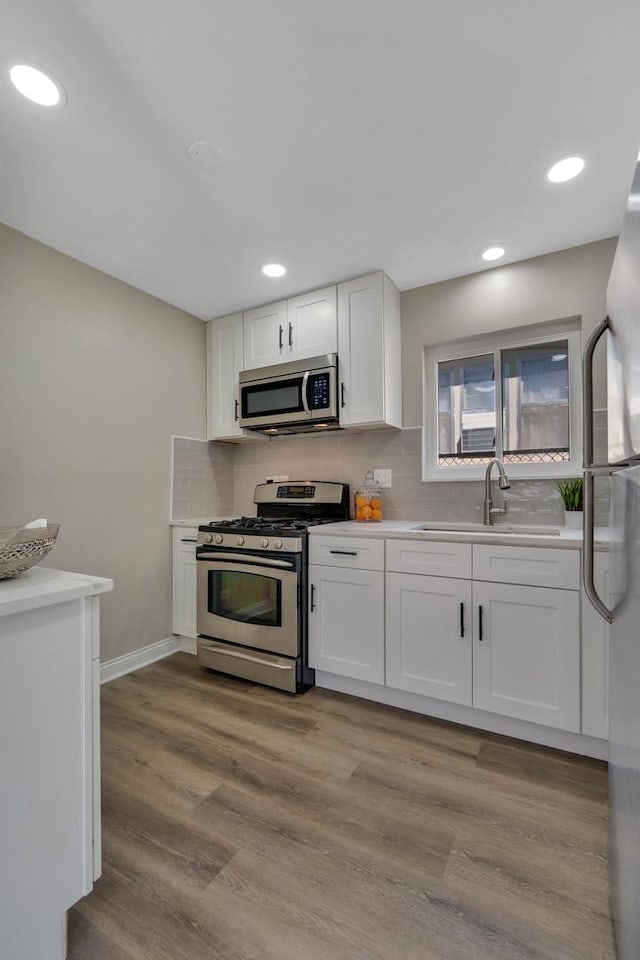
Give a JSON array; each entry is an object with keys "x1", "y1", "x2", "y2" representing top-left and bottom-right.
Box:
[{"x1": 422, "y1": 318, "x2": 583, "y2": 482}]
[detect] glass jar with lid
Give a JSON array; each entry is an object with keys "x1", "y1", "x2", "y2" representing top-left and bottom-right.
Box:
[{"x1": 354, "y1": 470, "x2": 384, "y2": 522}]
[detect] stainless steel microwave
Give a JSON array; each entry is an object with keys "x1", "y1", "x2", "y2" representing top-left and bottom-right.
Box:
[{"x1": 239, "y1": 354, "x2": 339, "y2": 434}]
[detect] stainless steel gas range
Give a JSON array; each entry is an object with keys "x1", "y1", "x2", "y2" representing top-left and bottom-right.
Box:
[{"x1": 196, "y1": 481, "x2": 350, "y2": 693}]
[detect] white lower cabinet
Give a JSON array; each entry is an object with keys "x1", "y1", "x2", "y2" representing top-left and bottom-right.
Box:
[
  {"x1": 308, "y1": 537, "x2": 385, "y2": 685},
  {"x1": 472, "y1": 580, "x2": 580, "y2": 732},
  {"x1": 308, "y1": 563, "x2": 384, "y2": 684},
  {"x1": 172, "y1": 528, "x2": 198, "y2": 639},
  {"x1": 386, "y1": 573, "x2": 472, "y2": 705}
]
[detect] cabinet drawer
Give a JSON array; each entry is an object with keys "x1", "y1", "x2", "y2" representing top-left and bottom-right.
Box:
[
  {"x1": 472, "y1": 544, "x2": 579, "y2": 590},
  {"x1": 386, "y1": 539, "x2": 471, "y2": 579},
  {"x1": 173, "y1": 528, "x2": 198, "y2": 553},
  {"x1": 309, "y1": 536, "x2": 384, "y2": 571}
]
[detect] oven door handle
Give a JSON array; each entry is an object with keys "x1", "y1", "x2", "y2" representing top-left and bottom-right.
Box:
[{"x1": 196, "y1": 552, "x2": 295, "y2": 569}]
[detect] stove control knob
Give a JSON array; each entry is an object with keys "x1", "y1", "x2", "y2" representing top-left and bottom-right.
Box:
[
  {"x1": 261, "y1": 538, "x2": 269, "y2": 548},
  {"x1": 214, "y1": 534, "x2": 223, "y2": 545},
  {"x1": 274, "y1": 539, "x2": 283, "y2": 550},
  {"x1": 204, "y1": 533, "x2": 213, "y2": 544},
  {"x1": 236, "y1": 536, "x2": 245, "y2": 546}
]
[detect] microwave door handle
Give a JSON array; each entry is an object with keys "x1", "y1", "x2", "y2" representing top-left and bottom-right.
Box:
[{"x1": 302, "y1": 371, "x2": 310, "y2": 414}]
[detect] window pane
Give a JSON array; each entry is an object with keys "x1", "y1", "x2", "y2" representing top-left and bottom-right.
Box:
[
  {"x1": 437, "y1": 354, "x2": 496, "y2": 466},
  {"x1": 501, "y1": 341, "x2": 569, "y2": 464}
]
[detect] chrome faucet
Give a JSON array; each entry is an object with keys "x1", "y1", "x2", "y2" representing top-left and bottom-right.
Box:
[{"x1": 483, "y1": 458, "x2": 511, "y2": 525}]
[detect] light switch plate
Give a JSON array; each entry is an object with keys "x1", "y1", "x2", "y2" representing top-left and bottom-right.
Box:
[{"x1": 373, "y1": 469, "x2": 392, "y2": 488}]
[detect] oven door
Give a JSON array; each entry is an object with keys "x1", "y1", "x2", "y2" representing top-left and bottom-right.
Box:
[{"x1": 196, "y1": 553, "x2": 299, "y2": 657}]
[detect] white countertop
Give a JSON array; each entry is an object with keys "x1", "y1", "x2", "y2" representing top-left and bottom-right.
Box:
[
  {"x1": 309, "y1": 520, "x2": 610, "y2": 551},
  {"x1": 170, "y1": 517, "x2": 234, "y2": 528},
  {"x1": 0, "y1": 566, "x2": 114, "y2": 618}
]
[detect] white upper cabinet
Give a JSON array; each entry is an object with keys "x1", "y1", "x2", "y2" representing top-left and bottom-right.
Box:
[
  {"x1": 243, "y1": 287, "x2": 337, "y2": 370},
  {"x1": 337, "y1": 272, "x2": 402, "y2": 429},
  {"x1": 287, "y1": 285, "x2": 337, "y2": 361},
  {"x1": 207, "y1": 313, "x2": 244, "y2": 440},
  {"x1": 243, "y1": 300, "x2": 288, "y2": 369}
]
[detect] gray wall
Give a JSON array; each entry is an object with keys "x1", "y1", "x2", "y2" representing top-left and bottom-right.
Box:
[
  {"x1": 0, "y1": 224, "x2": 206, "y2": 662},
  {"x1": 401, "y1": 237, "x2": 617, "y2": 428}
]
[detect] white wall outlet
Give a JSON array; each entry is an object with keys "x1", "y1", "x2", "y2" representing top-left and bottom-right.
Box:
[{"x1": 373, "y1": 469, "x2": 392, "y2": 488}]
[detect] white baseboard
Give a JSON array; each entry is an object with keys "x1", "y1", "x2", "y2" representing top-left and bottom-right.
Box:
[
  {"x1": 315, "y1": 672, "x2": 608, "y2": 761},
  {"x1": 100, "y1": 636, "x2": 180, "y2": 684},
  {"x1": 179, "y1": 636, "x2": 197, "y2": 655}
]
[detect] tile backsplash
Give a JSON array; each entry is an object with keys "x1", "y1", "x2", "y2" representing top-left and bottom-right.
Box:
[
  {"x1": 172, "y1": 417, "x2": 609, "y2": 526},
  {"x1": 171, "y1": 436, "x2": 234, "y2": 519}
]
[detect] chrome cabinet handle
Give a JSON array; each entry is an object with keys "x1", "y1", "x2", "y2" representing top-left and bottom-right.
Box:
[
  {"x1": 340, "y1": 382, "x2": 346, "y2": 408},
  {"x1": 234, "y1": 398, "x2": 239, "y2": 421},
  {"x1": 180, "y1": 537, "x2": 197, "y2": 543},
  {"x1": 583, "y1": 470, "x2": 613, "y2": 622},
  {"x1": 478, "y1": 605, "x2": 483, "y2": 642},
  {"x1": 583, "y1": 315, "x2": 610, "y2": 469},
  {"x1": 459, "y1": 602, "x2": 465, "y2": 638},
  {"x1": 288, "y1": 322, "x2": 293, "y2": 348},
  {"x1": 310, "y1": 584, "x2": 316, "y2": 612},
  {"x1": 329, "y1": 549, "x2": 358, "y2": 556},
  {"x1": 279, "y1": 325, "x2": 284, "y2": 350}
]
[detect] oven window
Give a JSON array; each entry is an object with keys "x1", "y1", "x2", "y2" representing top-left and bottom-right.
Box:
[
  {"x1": 208, "y1": 570, "x2": 282, "y2": 627},
  {"x1": 243, "y1": 378, "x2": 304, "y2": 417}
]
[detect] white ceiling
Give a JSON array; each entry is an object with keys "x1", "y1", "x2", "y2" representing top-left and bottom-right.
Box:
[{"x1": 1, "y1": 1, "x2": 640, "y2": 320}]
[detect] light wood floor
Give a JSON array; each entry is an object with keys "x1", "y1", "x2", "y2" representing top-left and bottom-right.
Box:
[{"x1": 68, "y1": 653, "x2": 615, "y2": 960}]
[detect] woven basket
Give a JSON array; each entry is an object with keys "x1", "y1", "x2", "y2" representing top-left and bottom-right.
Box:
[{"x1": 0, "y1": 524, "x2": 60, "y2": 580}]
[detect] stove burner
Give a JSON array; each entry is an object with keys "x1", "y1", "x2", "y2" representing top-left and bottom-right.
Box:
[{"x1": 208, "y1": 516, "x2": 333, "y2": 534}]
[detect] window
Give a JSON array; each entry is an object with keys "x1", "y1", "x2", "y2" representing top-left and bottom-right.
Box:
[{"x1": 423, "y1": 321, "x2": 582, "y2": 481}]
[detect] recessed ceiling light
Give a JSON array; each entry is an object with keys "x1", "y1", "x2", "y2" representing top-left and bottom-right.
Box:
[
  {"x1": 547, "y1": 156, "x2": 585, "y2": 183},
  {"x1": 481, "y1": 246, "x2": 506, "y2": 262},
  {"x1": 261, "y1": 263, "x2": 286, "y2": 278},
  {"x1": 9, "y1": 63, "x2": 64, "y2": 107}
]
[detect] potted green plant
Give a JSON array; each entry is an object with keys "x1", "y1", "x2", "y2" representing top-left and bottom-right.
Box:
[{"x1": 557, "y1": 478, "x2": 583, "y2": 529}]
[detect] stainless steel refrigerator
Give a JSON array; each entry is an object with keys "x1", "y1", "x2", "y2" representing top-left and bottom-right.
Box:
[{"x1": 583, "y1": 158, "x2": 640, "y2": 960}]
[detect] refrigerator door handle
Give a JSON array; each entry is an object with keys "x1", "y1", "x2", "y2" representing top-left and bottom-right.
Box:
[
  {"x1": 583, "y1": 315, "x2": 611, "y2": 468},
  {"x1": 583, "y1": 469, "x2": 613, "y2": 623}
]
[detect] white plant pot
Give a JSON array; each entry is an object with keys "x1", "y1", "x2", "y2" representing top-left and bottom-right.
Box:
[{"x1": 564, "y1": 510, "x2": 583, "y2": 530}]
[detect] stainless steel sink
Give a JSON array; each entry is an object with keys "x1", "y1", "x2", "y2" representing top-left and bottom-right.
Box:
[{"x1": 410, "y1": 521, "x2": 561, "y2": 536}]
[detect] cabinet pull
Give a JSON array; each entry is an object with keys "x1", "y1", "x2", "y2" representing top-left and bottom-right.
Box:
[
  {"x1": 234, "y1": 398, "x2": 239, "y2": 421},
  {"x1": 278, "y1": 325, "x2": 284, "y2": 350},
  {"x1": 310, "y1": 584, "x2": 316, "y2": 612},
  {"x1": 341, "y1": 382, "x2": 346, "y2": 408},
  {"x1": 180, "y1": 537, "x2": 197, "y2": 543},
  {"x1": 478, "y1": 605, "x2": 484, "y2": 642},
  {"x1": 329, "y1": 549, "x2": 358, "y2": 556},
  {"x1": 459, "y1": 602, "x2": 465, "y2": 638},
  {"x1": 288, "y1": 322, "x2": 293, "y2": 348}
]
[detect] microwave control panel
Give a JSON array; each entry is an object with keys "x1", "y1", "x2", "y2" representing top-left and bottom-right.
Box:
[{"x1": 308, "y1": 372, "x2": 330, "y2": 409}]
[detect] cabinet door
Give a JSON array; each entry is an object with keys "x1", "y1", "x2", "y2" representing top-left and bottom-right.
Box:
[
  {"x1": 172, "y1": 530, "x2": 198, "y2": 639},
  {"x1": 581, "y1": 552, "x2": 610, "y2": 739},
  {"x1": 308, "y1": 564, "x2": 384, "y2": 683},
  {"x1": 243, "y1": 301, "x2": 287, "y2": 369},
  {"x1": 207, "y1": 313, "x2": 243, "y2": 440},
  {"x1": 386, "y1": 573, "x2": 472, "y2": 705},
  {"x1": 287, "y1": 285, "x2": 337, "y2": 361},
  {"x1": 337, "y1": 273, "x2": 385, "y2": 426},
  {"x1": 473, "y1": 581, "x2": 580, "y2": 731}
]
